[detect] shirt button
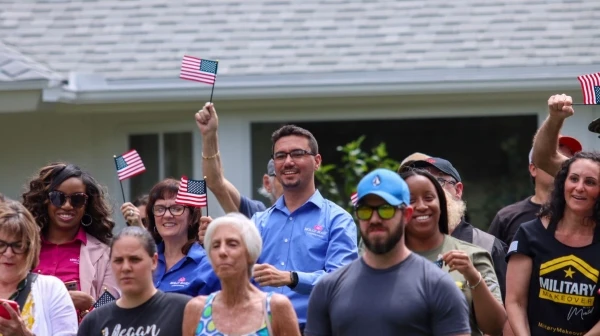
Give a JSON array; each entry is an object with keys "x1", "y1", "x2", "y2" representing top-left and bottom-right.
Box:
[
  {"x1": 281, "y1": 262, "x2": 285, "y2": 266},
  {"x1": 289, "y1": 217, "x2": 293, "y2": 220},
  {"x1": 284, "y1": 239, "x2": 289, "y2": 243}
]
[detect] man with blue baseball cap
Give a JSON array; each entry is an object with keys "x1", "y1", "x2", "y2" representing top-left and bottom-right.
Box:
[{"x1": 305, "y1": 169, "x2": 471, "y2": 336}]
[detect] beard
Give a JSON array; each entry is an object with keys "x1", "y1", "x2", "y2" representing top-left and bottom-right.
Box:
[
  {"x1": 360, "y1": 219, "x2": 404, "y2": 255},
  {"x1": 445, "y1": 190, "x2": 467, "y2": 233}
]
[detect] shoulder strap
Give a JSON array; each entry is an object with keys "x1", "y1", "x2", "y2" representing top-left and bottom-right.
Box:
[
  {"x1": 472, "y1": 229, "x2": 495, "y2": 255},
  {"x1": 264, "y1": 292, "x2": 274, "y2": 336},
  {"x1": 13, "y1": 273, "x2": 38, "y2": 312}
]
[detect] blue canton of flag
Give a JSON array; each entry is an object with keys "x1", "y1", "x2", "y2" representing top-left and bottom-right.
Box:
[
  {"x1": 595, "y1": 86, "x2": 600, "y2": 104},
  {"x1": 93, "y1": 290, "x2": 116, "y2": 309},
  {"x1": 200, "y1": 60, "x2": 218, "y2": 74},
  {"x1": 115, "y1": 157, "x2": 127, "y2": 170}
]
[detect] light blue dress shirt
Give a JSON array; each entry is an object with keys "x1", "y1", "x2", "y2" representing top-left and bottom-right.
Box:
[
  {"x1": 251, "y1": 190, "x2": 358, "y2": 324},
  {"x1": 153, "y1": 242, "x2": 221, "y2": 297}
]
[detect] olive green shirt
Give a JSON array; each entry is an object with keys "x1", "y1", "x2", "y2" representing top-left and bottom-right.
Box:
[{"x1": 415, "y1": 235, "x2": 502, "y2": 336}]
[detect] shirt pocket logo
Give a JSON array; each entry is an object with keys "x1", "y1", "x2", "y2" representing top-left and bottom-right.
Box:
[{"x1": 304, "y1": 224, "x2": 327, "y2": 239}]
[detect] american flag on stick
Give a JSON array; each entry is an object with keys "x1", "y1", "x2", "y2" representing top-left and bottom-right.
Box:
[
  {"x1": 350, "y1": 192, "x2": 358, "y2": 206},
  {"x1": 175, "y1": 176, "x2": 208, "y2": 207},
  {"x1": 179, "y1": 55, "x2": 218, "y2": 85},
  {"x1": 577, "y1": 73, "x2": 600, "y2": 105},
  {"x1": 114, "y1": 150, "x2": 146, "y2": 180}
]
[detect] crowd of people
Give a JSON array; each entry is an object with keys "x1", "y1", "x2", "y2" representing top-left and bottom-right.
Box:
[{"x1": 0, "y1": 93, "x2": 598, "y2": 335}]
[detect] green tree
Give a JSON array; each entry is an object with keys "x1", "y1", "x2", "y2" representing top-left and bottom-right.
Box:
[{"x1": 315, "y1": 136, "x2": 400, "y2": 214}]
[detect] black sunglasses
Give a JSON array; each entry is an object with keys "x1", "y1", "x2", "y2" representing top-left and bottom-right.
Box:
[{"x1": 48, "y1": 191, "x2": 88, "y2": 209}]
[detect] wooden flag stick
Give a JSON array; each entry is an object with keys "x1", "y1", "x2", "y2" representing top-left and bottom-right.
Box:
[
  {"x1": 209, "y1": 60, "x2": 219, "y2": 103},
  {"x1": 204, "y1": 175, "x2": 209, "y2": 217}
]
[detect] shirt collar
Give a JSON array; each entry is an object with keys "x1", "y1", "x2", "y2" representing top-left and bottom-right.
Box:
[
  {"x1": 157, "y1": 242, "x2": 206, "y2": 264},
  {"x1": 274, "y1": 189, "x2": 324, "y2": 211}
]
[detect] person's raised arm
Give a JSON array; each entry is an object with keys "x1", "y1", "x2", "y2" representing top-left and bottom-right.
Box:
[
  {"x1": 532, "y1": 94, "x2": 573, "y2": 176},
  {"x1": 196, "y1": 102, "x2": 242, "y2": 213}
]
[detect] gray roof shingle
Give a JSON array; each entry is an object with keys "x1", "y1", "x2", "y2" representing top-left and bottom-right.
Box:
[
  {"x1": 1, "y1": 0, "x2": 599, "y2": 81},
  {"x1": 0, "y1": 40, "x2": 63, "y2": 82}
]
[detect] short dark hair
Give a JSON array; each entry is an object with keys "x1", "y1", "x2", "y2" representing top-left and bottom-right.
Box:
[
  {"x1": 399, "y1": 168, "x2": 449, "y2": 235},
  {"x1": 271, "y1": 125, "x2": 319, "y2": 155},
  {"x1": 146, "y1": 178, "x2": 200, "y2": 255},
  {"x1": 133, "y1": 194, "x2": 149, "y2": 207},
  {"x1": 110, "y1": 226, "x2": 157, "y2": 258}
]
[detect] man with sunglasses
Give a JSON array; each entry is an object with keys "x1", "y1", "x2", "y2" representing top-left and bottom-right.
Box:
[
  {"x1": 399, "y1": 155, "x2": 508, "y2": 303},
  {"x1": 305, "y1": 168, "x2": 470, "y2": 336}
]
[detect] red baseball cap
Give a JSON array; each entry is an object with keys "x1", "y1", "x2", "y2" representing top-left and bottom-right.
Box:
[{"x1": 558, "y1": 135, "x2": 582, "y2": 156}]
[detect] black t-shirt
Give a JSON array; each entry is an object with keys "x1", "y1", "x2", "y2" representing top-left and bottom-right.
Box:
[
  {"x1": 78, "y1": 290, "x2": 192, "y2": 336},
  {"x1": 452, "y1": 220, "x2": 508, "y2": 303},
  {"x1": 488, "y1": 196, "x2": 541, "y2": 248},
  {"x1": 507, "y1": 219, "x2": 600, "y2": 335}
]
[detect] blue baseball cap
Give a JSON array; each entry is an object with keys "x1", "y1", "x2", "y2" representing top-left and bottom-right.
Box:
[{"x1": 356, "y1": 168, "x2": 410, "y2": 206}]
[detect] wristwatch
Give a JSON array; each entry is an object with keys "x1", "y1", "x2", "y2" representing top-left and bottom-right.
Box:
[{"x1": 287, "y1": 271, "x2": 299, "y2": 289}]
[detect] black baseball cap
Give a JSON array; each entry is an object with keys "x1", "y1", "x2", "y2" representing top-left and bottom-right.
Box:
[{"x1": 406, "y1": 157, "x2": 462, "y2": 182}]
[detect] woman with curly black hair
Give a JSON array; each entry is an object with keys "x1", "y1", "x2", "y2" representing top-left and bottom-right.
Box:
[
  {"x1": 507, "y1": 152, "x2": 600, "y2": 335},
  {"x1": 21, "y1": 162, "x2": 119, "y2": 321}
]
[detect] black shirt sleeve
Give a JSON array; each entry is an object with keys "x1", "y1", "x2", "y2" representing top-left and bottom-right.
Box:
[{"x1": 506, "y1": 219, "x2": 536, "y2": 262}]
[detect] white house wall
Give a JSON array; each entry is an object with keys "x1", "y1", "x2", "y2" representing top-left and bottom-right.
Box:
[{"x1": 0, "y1": 92, "x2": 597, "y2": 230}]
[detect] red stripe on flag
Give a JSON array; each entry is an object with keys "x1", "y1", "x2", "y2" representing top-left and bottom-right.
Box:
[{"x1": 577, "y1": 73, "x2": 600, "y2": 105}]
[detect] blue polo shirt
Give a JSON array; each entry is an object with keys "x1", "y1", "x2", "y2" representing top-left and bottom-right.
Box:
[
  {"x1": 251, "y1": 190, "x2": 358, "y2": 324},
  {"x1": 153, "y1": 242, "x2": 220, "y2": 297}
]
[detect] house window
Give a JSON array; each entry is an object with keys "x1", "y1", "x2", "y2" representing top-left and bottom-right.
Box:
[{"x1": 128, "y1": 132, "x2": 193, "y2": 200}]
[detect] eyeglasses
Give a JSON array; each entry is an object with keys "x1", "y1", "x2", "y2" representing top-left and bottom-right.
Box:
[
  {"x1": 0, "y1": 239, "x2": 28, "y2": 255},
  {"x1": 153, "y1": 205, "x2": 186, "y2": 217},
  {"x1": 436, "y1": 178, "x2": 457, "y2": 187},
  {"x1": 272, "y1": 149, "x2": 315, "y2": 162},
  {"x1": 48, "y1": 191, "x2": 88, "y2": 209},
  {"x1": 355, "y1": 204, "x2": 402, "y2": 221}
]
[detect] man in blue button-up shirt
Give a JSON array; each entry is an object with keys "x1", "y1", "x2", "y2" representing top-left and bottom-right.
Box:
[{"x1": 251, "y1": 125, "x2": 358, "y2": 333}]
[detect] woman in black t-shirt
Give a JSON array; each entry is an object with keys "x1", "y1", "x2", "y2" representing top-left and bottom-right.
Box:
[
  {"x1": 506, "y1": 152, "x2": 600, "y2": 335},
  {"x1": 78, "y1": 227, "x2": 191, "y2": 336}
]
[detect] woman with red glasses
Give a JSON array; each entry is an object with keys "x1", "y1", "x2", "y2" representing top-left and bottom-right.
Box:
[{"x1": 21, "y1": 163, "x2": 119, "y2": 321}]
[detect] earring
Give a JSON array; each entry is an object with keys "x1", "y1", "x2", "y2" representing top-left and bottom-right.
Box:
[{"x1": 81, "y1": 214, "x2": 93, "y2": 227}]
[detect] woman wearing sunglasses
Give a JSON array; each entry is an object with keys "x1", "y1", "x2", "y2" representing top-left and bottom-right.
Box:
[
  {"x1": 21, "y1": 163, "x2": 118, "y2": 321},
  {"x1": 398, "y1": 169, "x2": 506, "y2": 336},
  {"x1": 146, "y1": 179, "x2": 220, "y2": 297}
]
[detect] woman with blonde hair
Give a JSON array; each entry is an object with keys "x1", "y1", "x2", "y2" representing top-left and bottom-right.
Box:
[
  {"x1": 183, "y1": 213, "x2": 300, "y2": 336},
  {"x1": 0, "y1": 200, "x2": 77, "y2": 335}
]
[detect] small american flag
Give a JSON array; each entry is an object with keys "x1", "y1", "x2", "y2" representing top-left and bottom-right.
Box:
[
  {"x1": 114, "y1": 150, "x2": 146, "y2": 181},
  {"x1": 577, "y1": 73, "x2": 600, "y2": 105},
  {"x1": 176, "y1": 176, "x2": 207, "y2": 207},
  {"x1": 350, "y1": 192, "x2": 358, "y2": 206},
  {"x1": 180, "y1": 55, "x2": 218, "y2": 85},
  {"x1": 92, "y1": 290, "x2": 116, "y2": 309}
]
